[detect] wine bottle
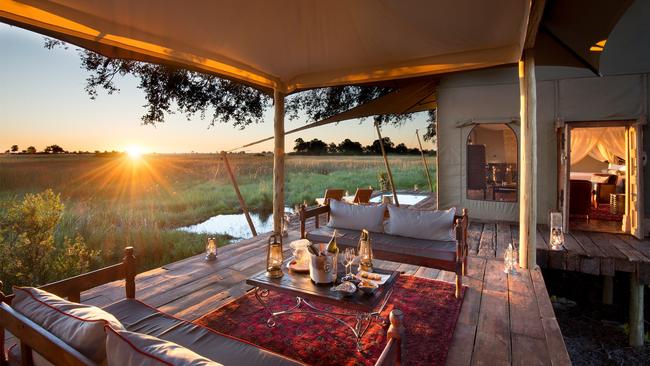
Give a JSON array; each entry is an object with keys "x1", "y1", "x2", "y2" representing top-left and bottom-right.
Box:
[{"x1": 326, "y1": 229, "x2": 339, "y2": 254}]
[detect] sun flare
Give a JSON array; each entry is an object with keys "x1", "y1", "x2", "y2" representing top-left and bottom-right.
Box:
[{"x1": 125, "y1": 146, "x2": 143, "y2": 160}]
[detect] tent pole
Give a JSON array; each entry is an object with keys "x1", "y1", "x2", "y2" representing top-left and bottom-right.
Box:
[
  {"x1": 273, "y1": 89, "x2": 286, "y2": 234},
  {"x1": 221, "y1": 151, "x2": 257, "y2": 237},
  {"x1": 375, "y1": 121, "x2": 400, "y2": 206},
  {"x1": 416, "y1": 129, "x2": 434, "y2": 192},
  {"x1": 518, "y1": 49, "x2": 537, "y2": 269}
]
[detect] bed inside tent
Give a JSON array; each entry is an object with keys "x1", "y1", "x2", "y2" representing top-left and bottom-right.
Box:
[{"x1": 568, "y1": 126, "x2": 627, "y2": 233}]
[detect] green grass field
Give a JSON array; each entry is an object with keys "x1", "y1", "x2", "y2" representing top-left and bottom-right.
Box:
[{"x1": 0, "y1": 153, "x2": 436, "y2": 289}]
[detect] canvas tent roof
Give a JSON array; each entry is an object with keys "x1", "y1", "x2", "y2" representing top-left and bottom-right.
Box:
[{"x1": 0, "y1": 0, "x2": 530, "y2": 94}]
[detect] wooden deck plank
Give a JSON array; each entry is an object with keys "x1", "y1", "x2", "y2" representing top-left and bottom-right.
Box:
[
  {"x1": 508, "y1": 269, "x2": 545, "y2": 339},
  {"x1": 588, "y1": 232, "x2": 635, "y2": 272},
  {"x1": 530, "y1": 268, "x2": 572, "y2": 366},
  {"x1": 557, "y1": 229, "x2": 586, "y2": 272},
  {"x1": 414, "y1": 266, "x2": 440, "y2": 280},
  {"x1": 477, "y1": 223, "x2": 496, "y2": 258},
  {"x1": 447, "y1": 257, "x2": 486, "y2": 366},
  {"x1": 496, "y1": 223, "x2": 512, "y2": 259},
  {"x1": 471, "y1": 260, "x2": 510, "y2": 366},
  {"x1": 468, "y1": 223, "x2": 483, "y2": 255},
  {"x1": 570, "y1": 231, "x2": 606, "y2": 275},
  {"x1": 538, "y1": 226, "x2": 566, "y2": 270},
  {"x1": 618, "y1": 236, "x2": 650, "y2": 283},
  {"x1": 396, "y1": 262, "x2": 420, "y2": 275}
]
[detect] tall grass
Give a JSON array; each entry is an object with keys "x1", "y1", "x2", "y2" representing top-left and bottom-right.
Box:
[{"x1": 0, "y1": 153, "x2": 436, "y2": 275}]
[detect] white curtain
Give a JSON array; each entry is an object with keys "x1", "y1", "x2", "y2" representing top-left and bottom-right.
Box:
[{"x1": 571, "y1": 127, "x2": 625, "y2": 165}]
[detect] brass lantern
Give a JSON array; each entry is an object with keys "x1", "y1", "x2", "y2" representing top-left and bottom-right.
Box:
[
  {"x1": 266, "y1": 233, "x2": 284, "y2": 278},
  {"x1": 357, "y1": 229, "x2": 374, "y2": 272}
]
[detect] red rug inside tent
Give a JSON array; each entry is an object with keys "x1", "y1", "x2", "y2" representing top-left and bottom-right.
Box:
[{"x1": 195, "y1": 275, "x2": 465, "y2": 366}]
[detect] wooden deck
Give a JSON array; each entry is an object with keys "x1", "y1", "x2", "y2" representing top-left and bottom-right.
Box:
[
  {"x1": 467, "y1": 221, "x2": 650, "y2": 284},
  {"x1": 67, "y1": 217, "x2": 571, "y2": 366}
]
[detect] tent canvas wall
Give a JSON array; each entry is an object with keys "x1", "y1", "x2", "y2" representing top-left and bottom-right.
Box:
[{"x1": 436, "y1": 66, "x2": 649, "y2": 225}]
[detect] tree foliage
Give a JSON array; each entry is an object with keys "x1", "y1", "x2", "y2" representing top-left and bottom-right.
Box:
[
  {"x1": 45, "y1": 38, "x2": 436, "y2": 140},
  {"x1": 44, "y1": 144, "x2": 65, "y2": 154},
  {"x1": 0, "y1": 189, "x2": 98, "y2": 292}
]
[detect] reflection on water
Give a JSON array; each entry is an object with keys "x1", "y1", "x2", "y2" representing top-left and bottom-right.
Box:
[
  {"x1": 178, "y1": 207, "x2": 294, "y2": 241},
  {"x1": 369, "y1": 194, "x2": 428, "y2": 205}
]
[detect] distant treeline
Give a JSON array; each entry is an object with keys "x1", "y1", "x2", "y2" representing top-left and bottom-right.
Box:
[
  {"x1": 5, "y1": 144, "x2": 124, "y2": 156},
  {"x1": 290, "y1": 137, "x2": 434, "y2": 155}
]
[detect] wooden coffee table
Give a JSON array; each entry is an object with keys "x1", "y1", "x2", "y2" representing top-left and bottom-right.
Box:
[{"x1": 246, "y1": 265, "x2": 400, "y2": 351}]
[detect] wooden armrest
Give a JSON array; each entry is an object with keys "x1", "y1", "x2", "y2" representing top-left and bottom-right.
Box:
[{"x1": 299, "y1": 205, "x2": 331, "y2": 238}]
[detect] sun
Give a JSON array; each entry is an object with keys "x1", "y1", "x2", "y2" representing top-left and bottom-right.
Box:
[{"x1": 125, "y1": 146, "x2": 143, "y2": 160}]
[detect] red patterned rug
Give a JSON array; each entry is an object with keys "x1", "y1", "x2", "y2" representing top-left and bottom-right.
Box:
[
  {"x1": 589, "y1": 204, "x2": 623, "y2": 221},
  {"x1": 195, "y1": 275, "x2": 465, "y2": 366}
]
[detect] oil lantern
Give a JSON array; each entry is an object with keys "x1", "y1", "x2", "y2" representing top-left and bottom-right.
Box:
[
  {"x1": 266, "y1": 233, "x2": 284, "y2": 278},
  {"x1": 205, "y1": 237, "x2": 217, "y2": 261},
  {"x1": 357, "y1": 229, "x2": 374, "y2": 272}
]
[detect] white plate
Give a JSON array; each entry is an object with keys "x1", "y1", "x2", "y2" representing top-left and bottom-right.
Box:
[{"x1": 355, "y1": 271, "x2": 391, "y2": 285}]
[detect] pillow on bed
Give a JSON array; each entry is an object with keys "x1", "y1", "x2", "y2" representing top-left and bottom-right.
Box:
[
  {"x1": 327, "y1": 200, "x2": 386, "y2": 233},
  {"x1": 105, "y1": 327, "x2": 222, "y2": 366},
  {"x1": 12, "y1": 286, "x2": 124, "y2": 363},
  {"x1": 385, "y1": 205, "x2": 456, "y2": 241}
]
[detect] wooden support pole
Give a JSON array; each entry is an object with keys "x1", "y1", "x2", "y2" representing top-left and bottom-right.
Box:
[
  {"x1": 221, "y1": 151, "x2": 257, "y2": 237},
  {"x1": 375, "y1": 122, "x2": 399, "y2": 206},
  {"x1": 602, "y1": 275, "x2": 614, "y2": 305},
  {"x1": 629, "y1": 273, "x2": 645, "y2": 347},
  {"x1": 273, "y1": 89, "x2": 286, "y2": 234},
  {"x1": 518, "y1": 49, "x2": 537, "y2": 269},
  {"x1": 415, "y1": 129, "x2": 434, "y2": 192}
]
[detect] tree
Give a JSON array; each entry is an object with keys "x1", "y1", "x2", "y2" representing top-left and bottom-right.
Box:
[
  {"x1": 44, "y1": 144, "x2": 65, "y2": 154},
  {"x1": 306, "y1": 139, "x2": 328, "y2": 155},
  {"x1": 395, "y1": 143, "x2": 410, "y2": 154},
  {"x1": 10, "y1": 145, "x2": 18, "y2": 152},
  {"x1": 45, "y1": 38, "x2": 437, "y2": 141},
  {"x1": 26, "y1": 146, "x2": 37, "y2": 154},
  {"x1": 327, "y1": 142, "x2": 338, "y2": 154},
  {"x1": 293, "y1": 138, "x2": 308, "y2": 153},
  {"x1": 337, "y1": 139, "x2": 364, "y2": 154},
  {"x1": 368, "y1": 137, "x2": 395, "y2": 155}
]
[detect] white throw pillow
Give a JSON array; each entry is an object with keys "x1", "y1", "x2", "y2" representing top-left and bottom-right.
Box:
[
  {"x1": 327, "y1": 200, "x2": 386, "y2": 233},
  {"x1": 105, "y1": 327, "x2": 222, "y2": 366},
  {"x1": 12, "y1": 287, "x2": 125, "y2": 363},
  {"x1": 385, "y1": 205, "x2": 457, "y2": 241}
]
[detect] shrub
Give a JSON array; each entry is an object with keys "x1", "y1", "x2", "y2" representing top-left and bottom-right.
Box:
[{"x1": 0, "y1": 189, "x2": 98, "y2": 293}]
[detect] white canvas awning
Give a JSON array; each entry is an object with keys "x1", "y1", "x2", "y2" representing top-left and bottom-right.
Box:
[{"x1": 0, "y1": 0, "x2": 530, "y2": 94}]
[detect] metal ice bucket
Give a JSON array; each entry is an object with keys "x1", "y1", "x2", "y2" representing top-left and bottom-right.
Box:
[{"x1": 308, "y1": 250, "x2": 338, "y2": 284}]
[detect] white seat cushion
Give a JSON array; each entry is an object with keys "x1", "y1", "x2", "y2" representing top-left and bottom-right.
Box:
[
  {"x1": 327, "y1": 200, "x2": 386, "y2": 233},
  {"x1": 105, "y1": 327, "x2": 223, "y2": 366},
  {"x1": 12, "y1": 287, "x2": 124, "y2": 363},
  {"x1": 385, "y1": 206, "x2": 456, "y2": 241}
]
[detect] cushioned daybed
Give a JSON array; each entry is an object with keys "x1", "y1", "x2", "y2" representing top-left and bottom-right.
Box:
[
  {"x1": 0, "y1": 247, "x2": 404, "y2": 366},
  {"x1": 300, "y1": 201, "x2": 469, "y2": 297}
]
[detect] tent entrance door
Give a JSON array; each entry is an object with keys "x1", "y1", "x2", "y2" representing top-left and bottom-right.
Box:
[{"x1": 559, "y1": 120, "x2": 643, "y2": 238}]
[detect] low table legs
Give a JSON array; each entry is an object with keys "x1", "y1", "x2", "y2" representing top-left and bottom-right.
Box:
[{"x1": 253, "y1": 287, "x2": 391, "y2": 352}]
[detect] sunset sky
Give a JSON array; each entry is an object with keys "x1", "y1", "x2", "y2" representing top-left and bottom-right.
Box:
[{"x1": 0, "y1": 24, "x2": 433, "y2": 154}]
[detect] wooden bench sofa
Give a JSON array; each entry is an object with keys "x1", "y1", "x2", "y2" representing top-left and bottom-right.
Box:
[
  {"x1": 300, "y1": 205, "x2": 469, "y2": 297},
  {"x1": 0, "y1": 247, "x2": 405, "y2": 366}
]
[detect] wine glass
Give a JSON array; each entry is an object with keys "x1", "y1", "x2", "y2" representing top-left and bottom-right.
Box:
[{"x1": 344, "y1": 248, "x2": 357, "y2": 281}]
